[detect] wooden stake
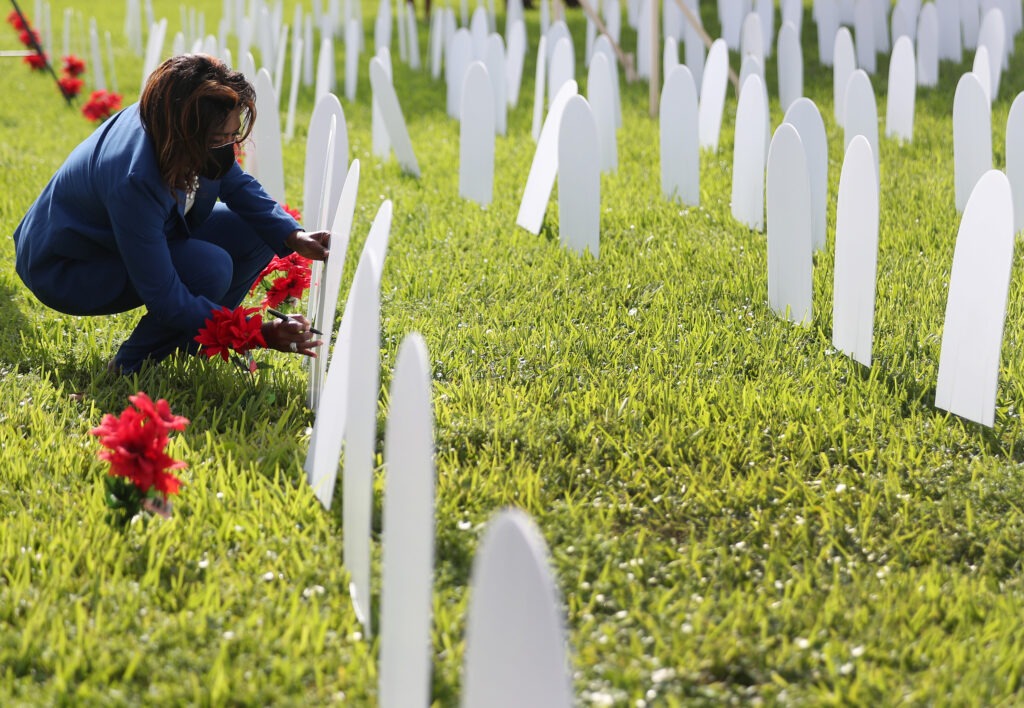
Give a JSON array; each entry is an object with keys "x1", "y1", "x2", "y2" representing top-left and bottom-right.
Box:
[
  {"x1": 671, "y1": 0, "x2": 739, "y2": 91},
  {"x1": 575, "y1": 0, "x2": 637, "y2": 82}
]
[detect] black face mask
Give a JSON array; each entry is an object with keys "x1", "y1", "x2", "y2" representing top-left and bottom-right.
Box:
[{"x1": 201, "y1": 143, "x2": 236, "y2": 180}]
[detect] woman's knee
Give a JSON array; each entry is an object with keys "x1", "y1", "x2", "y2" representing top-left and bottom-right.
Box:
[{"x1": 168, "y1": 239, "x2": 233, "y2": 301}]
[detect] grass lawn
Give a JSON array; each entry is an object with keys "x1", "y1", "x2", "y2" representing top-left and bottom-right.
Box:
[{"x1": 3, "y1": 0, "x2": 1024, "y2": 704}]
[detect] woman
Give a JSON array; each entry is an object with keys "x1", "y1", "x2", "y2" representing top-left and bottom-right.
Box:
[{"x1": 12, "y1": 54, "x2": 328, "y2": 374}]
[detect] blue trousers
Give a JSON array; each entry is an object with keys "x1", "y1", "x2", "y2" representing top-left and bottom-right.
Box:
[{"x1": 47, "y1": 204, "x2": 275, "y2": 373}]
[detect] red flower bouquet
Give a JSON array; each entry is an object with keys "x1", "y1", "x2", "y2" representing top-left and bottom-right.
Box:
[
  {"x1": 91, "y1": 392, "x2": 189, "y2": 527},
  {"x1": 195, "y1": 305, "x2": 267, "y2": 378},
  {"x1": 251, "y1": 251, "x2": 312, "y2": 309},
  {"x1": 61, "y1": 54, "x2": 85, "y2": 76},
  {"x1": 82, "y1": 89, "x2": 122, "y2": 122},
  {"x1": 281, "y1": 203, "x2": 303, "y2": 222},
  {"x1": 58, "y1": 75, "x2": 83, "y2": 98}
]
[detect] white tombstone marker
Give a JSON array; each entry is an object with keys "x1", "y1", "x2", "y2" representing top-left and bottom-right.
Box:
[
  {"x1": 406, "y1": 2, "x2": 420, "y2": 70},
  {"x1": 1005, "y1": 92, "x2": 1024, "y2": 233},
  {"x1": 447, "y1": 28, "x2": 472, "y2": 119},
  {"x1": 783, "y1": 98, "x2": 828, "y2": 251},
  {"x1": 396, "y1": 0, "x2": 408, "y2": 64},
  {"x1": 978, "y1": 8, "x2": 1005, "y2": 99},
  {"x1": 953, "y1": 71, "x2": 991, "y2": 212},
  {"x1": 777, "y1": 21, "x2": 803, "y2": 112},
  {"x1": 817, "y1": 0, "x2": 839, "y2": 65},
  {"x1": 935, "y1": 170, "x2": 1015, "y2": 427},
  {"x1": 430, "y1": 8, "x2": 444, "y2": 78},
  {"x1": 309, "y1": 159, "x2": 361, "y2": 411},
  {"x1": 506, "y1": 20, "x2": 527, "y2": 107},
  {"x1": 593, "y1": 34, "x2": 622, "y2": 128},
  {"x1": 89, "y1": 19, "x2": 107, "y2": 91},
  {"x1": 844, "y1": 70, "x2": 880, "y2": 177},
  {"x1": 470, "y1": 6, "x2": 489, "y2": 58},
  {"x1": 460, "y1": 62, "x2": 496, "y2": 206},
  {"x1": 833, "y1": 27, "x2": 856, "y2": 127},
  {"x1": 141, "y1": 18, "x2": 167, "y2": 91},
  {"x1": 345, "y1": 18, "x2": 360, "y2": 102},
  {"x1": 370, "y1": 56, "x2": 422, "y2": 177},
  {"x1": 757, "y1": 0, "x2": 776, "y2": 55},
  {"x1": 304, "y1": 94, "x2": 349, "y2": 239},
  {"x1": 374, "y1": 0, "x2": 391, "y2": 53},
  {"x1": 252, "y1": 69, "x2": 286, "y2": 203},
  {"x1": 315, "y1": 36, "x2": 335, "y2": 104},
  {"x1": 518, "y1": 81, "x2": 580, "y2": 234},
  {"x1": 782, "y1": 0, "x2": 803, "y2": 34},
  {"x1": 588, "y1": 52, "x2": 618, "y2": 173},
  {"x1": 721, "y1": 0, "x2": 747, "y2": 49},
  {"x1": 285, "y1": 36, "x2": 304, "y2": 141},
  {"x1": 531, "y1": 35, "x2": 549, "y2": 141},
  {"x1": 605, "y1": 0, "x2": 622, "y2": 45},
  {"x1": 962, "y1": 0, "x2": 980, "y2": 48},
  {"x1": 546, "y1": 21, "x2": 571, "y2": 63},
  {"x1": 461, "y1": 510, "x2": 573, "y2": 708},
  {"x1": 663, "y1": 35, "x2": 679, "y2": 80},
  {"x1": 766, "y1": 123, "x2": 813, "y2": 325},
  {"x1": 741, "y1": 11, "x2": 765, "y2": 65},
  {"x1": 891, "y1": 4, "x2": 912, "y2": 44},
  {"x1": 731, "y1": 73, "x2": 768, "y2": 230},
  {"x1": 917, "y1": 3, "x2": 939, "y2": 86},
  {"x1": 343, "y1": 243, "x2": 383, "y2": 637},
  {"x1": 684, "y1": 17, "x2": 705, "y2": 89},
  {"x1": 660, "y1": 64, "x2": 700, "y2": 205},
  {"x1": 699, "y1": 38, "x2": 730, "y2": 152},
  {"x1": 484, "y1": 34, "x2": 507, "y2": 136},
  {"x1": 886, "y1": 35, "x2": 916, "y2": 142},
  {"x1": 973, "y1": 45, "x2": 992, "y2": 103},
  {"x1": 833, "y1": 136, "x2": 879, "y2": 365},
  {"x1": 549, "y1": 36, "x2": 575, "y2": 104},
  {"x1": 854, "y1": 0, "x2": 877, "y2": 73},
  {"x1": 378, "y1": 333, "x2": 436, "y2": 708},
  {"x1": 874, "y1": 0, "x2": 891, "y2": 52},
  {"x1": 558, "y1": 95, "x2": 601, "y2": 258},
  {"x1": 373, "y1": 48, "x2": 393, "y2": 159},
  {"x1": 936, "y1": 0, "x2": 962, "y2": 62},
  {"x1": 636, "y1": 0, "x2": 652, "y2": 78}
]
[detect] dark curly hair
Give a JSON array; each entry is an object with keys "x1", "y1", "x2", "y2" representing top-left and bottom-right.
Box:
[{"x1": 138, "y1": 54, "x2": 256, "y2": 193}]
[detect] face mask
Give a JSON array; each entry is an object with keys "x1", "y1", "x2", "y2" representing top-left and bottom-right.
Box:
[{"x1": 201, "y1": 143, "x2": 236, "y2": 180}]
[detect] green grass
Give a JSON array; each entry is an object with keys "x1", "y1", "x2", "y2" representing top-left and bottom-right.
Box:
[{"x1": 4, "y1": 0, "x2": 1024, "y2": 704}]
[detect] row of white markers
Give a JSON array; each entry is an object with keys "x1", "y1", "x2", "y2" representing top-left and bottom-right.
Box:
[{"x1": 78, "y1": 0, "x2": 1024, "y2": 700}]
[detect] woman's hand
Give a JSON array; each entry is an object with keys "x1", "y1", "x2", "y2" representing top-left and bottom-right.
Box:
[
  {"x1": 261, "y1": 314, "x2": 322, "y2": 357},
  {"x1": 286, "y1": 230, "x2": 330, "y2": 261}
]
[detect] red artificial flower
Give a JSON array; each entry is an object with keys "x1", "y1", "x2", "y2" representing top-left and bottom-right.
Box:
[
  {"x1": 62, "y1": 54, "x2": 85, "y2": 76},
  {"x1": 281, "y1": 203, "x2": 302, "y2": 222},
  {"x1": 18, "y1": 28, "x2": 40, "y2": 48},
  {"x1": 262, "y1": 266, "x2": 312, "y2": 309},
  {"x1": 82, "y1": 89, "x2": 122, "y2": 122},
  {"x1": 194, "y1": 305, "x2": 266, "y2": 361},
  {"x1": 250, "y1": 252, "x2": 311, "y2": 294},
  {"x1": 58, "y1": 75, "x2": 83, "y2": 97},
  {"x1": 7, "y1": 10, "x2": 25, "y2": 30},
  {"x1": 90, "y1": 393, "x2": 188, "y2": 497},
  {"x1": 23, "y1": 51, "x2": 47, "y2": 70}
]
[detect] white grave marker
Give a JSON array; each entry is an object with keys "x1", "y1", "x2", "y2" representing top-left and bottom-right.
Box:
[
  {"x1": 506, "y1": 20, "x2": 527, "y2": 107},
  {"x1": 917, "y1": 3, "x2": 939, "y2": 86},
  {"x1": 378, "y1": 333, "x2": 436, "y2": 708},
  {"x1": 777, "y1": 21, "x2": 803, "y2": 112},
  {"x1": 660, "y1": 64, "x2": 700, "y2": 205},
  {"x1": 461, "y1": 510, "x2": 573, "y2": 708},
  {"x1": 783, "y1": 98, "x2": 828, "y2": 251},
  {"x1": 345, "y1": 18, "x2": 360, "y2": 101},
  {"x1": 817, "y1": 0, "x2": 839, "y2": 65},
  {"x1": 373, "y1": 47, "x2": 393, "y2": 158},
  {"x1": 588, "y1": 52, "x2": 618, "y2": 173},
  {"x1": 447, "y1": 28, "x2": 472, "y2": 119},
  {"x1": 833, "y1": 135, "x2": 879, "y2": 365},
  {"x1": 518, "y1": 81, "x2": 579, "y2": 234},
  {"x1": 978, "y1": 8, "x2": 1005, "y2": 99},
  {"x1": 558, "y1": 95, "x2": 601, "y2": 258},
  {"x1": 834, "y1": 27, "x2": 856, "y2": 126},
  {"x1": 549, "y1": 36, "x2": 575, "y2": 104},
  {"x1": 699, "y1": 38, "x2": 729, "y2": 151},
  {"x1": 485, "y1": 34, "x2": 507, "y2": 135},
  {"x1": 741, "y1": 11, "x2": 765, "y2": 65},
  {"x1": 766, "y1": 123, "x2": 813, "y2": 324},
  {"x1": 854, "y1": 0, "x2": 877, "y2": 73},
  {"x1": 731, "y1": 73, "x2": 768, "y2": 230},
  {"x1": 370, "y1": 56, "x2": 422, "y2": 177},
  {"x1": 973, "y1": 45, "x2": 992, "y2": 103},
  {"x1": 953, "y1": 71, "x2": 991, "y2": 212},
  {"x1": 304, "y1": 94, "x2": 349, "y2": 237},
  {"x1": 936, "y1": 0, "x2": 962, "y2": 62},
  {"x1": 1005, "y1": 92, "x2": 1024, "y2": 232},
  {"x1": 935, "y1": 170, "x2": 1015, "y2": 427},
  {"x1": 844, "y1": 70, "x2": 880, "y2": 177},
  {"x1": 593, "y1": 34, "x2": 622, "y2": 128},
  {"x1": 460, "y1": 62, "x2": 496, "y2": 206},
  {"x1": 531, "y1": 35, "x2": 549, "y2": 140},
  {"x1": 252, "y1": 69, "x2": 285, "y2": 203},
  {"x1": 886, "y1": 35, "x2": 916, "y2": 141}
]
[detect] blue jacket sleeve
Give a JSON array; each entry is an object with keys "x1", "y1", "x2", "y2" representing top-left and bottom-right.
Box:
[{"x1": 217, "y1": 161, "x2": 301, "y2": 256}]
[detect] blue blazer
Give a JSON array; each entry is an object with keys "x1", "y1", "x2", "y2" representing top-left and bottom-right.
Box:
[{"x1": 12, "y1": 102, "x2": 300, "y2": 335}]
